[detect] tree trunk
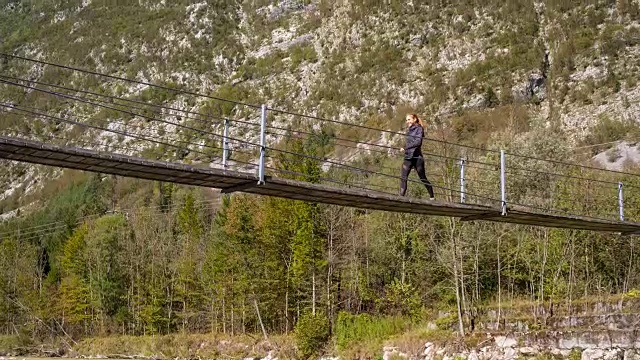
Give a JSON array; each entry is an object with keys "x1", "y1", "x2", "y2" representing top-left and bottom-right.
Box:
[
  {"x1": 222, "y1": 294, "x2": 226, "y2": 334},
  {"x1": 253, "y1": 294, "x2": 269, "y2": 342},
  {"x1": 211, "y1": 296, "x2": 218, "y2": 334},
  {"x1": 312, "y1": 270, "x2": 316, "y2": 316},
  {"x1": 449, "y1": 219, "x2": 465, "y2": 337},
  {"x1": 327, "y1": 228, "x2": 333, "y2": 329},
  {"x1": 453, "y1": 259, "x2": 465, "y2": 337}
]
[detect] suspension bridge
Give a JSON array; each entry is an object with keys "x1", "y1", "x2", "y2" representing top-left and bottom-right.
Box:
[{"x1": 1, "y1": 53, "x2": 640, "y2": 235}]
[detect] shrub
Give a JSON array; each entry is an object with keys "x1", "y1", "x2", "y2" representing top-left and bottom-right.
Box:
[
  {"x1": 435, "y1": 313, "x2": 457, "y2": 330},
  {"x1": 624, "y1": 289, "x2": 640, "y2": 299},
  {"x1": 290, "y1": 44, "x2": 318, "y2": 69},
  {"x1": 378, "y1": 279, "x2": 423, "y2": 318},
  {"x1": 0, "y1": 335, "x2": 31, "y2": 354},
  {"x1": 580, "y1": 115, "x2": 640, "y2": 153},
  {"x1": 568, "y1": 348, "x2": 583, "y2": 360},
  {"x1": 294, "y1": 312, "x2": 330, "y2": 359},
  {"x1": 335, "y1": 312, "x2": 413, "y2": 351}
]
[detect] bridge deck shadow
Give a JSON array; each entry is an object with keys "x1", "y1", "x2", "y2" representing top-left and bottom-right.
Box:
[{"x1": 1, "y1": 136, "x2": 639, "y2": 235}]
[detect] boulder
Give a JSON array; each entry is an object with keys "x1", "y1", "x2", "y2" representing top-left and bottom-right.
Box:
[
  {"x1": 582, "y1": 349, "x2": 606, "y2": 360},
  {"x1": 494, "y1": 336, "x2": 518, "y2": 348}
]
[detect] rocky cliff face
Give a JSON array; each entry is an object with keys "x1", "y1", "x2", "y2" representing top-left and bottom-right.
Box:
[
  {"x1": 1, "y1": 0, "x2": 640, "y2": 208},
  {"x1": 3, "y1": 1, "x2": 639, "y2": 128},
  {"x1": 385, "y1": 299, "x2": 640, "y2": 360}
]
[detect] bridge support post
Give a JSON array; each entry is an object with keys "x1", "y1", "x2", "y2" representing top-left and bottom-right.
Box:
[
  {"x1": 619, "y1": 182, "x2": 625, "y2": 221},
  {"x1": 222, "y1": 118, "x2": 229, "y2": 169},
  {"x1": 460, "y1": 157, "x2": 466, "y2": 203},
  {"x1": 500, "y1": 150, "x2": 507, "y2": 216},
  {"x1": 258, "y1": 104, "x2": 267, "y2": 185}
]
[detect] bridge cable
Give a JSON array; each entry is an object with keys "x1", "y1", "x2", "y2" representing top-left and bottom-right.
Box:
[{"x1": 4, "y1": 52, "x2": 617, "y2": 175}]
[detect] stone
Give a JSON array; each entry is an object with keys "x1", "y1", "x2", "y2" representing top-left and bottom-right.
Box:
[
  {"x1": 582, "y1": 349, "x2": 606, "y2": 360},
  {"x1": 604, "y1": 349, "x2": 623, "y2": 360},
  {"x1": 382, "y1": 350, "x2": 393, "y2": 360},
  {"x1": 464, "y1": 93, "x2": 486, "y2": 110},
  {"x1": 382, "y1": 346, "x2": 408, "y2": 360},
  {"x1": 519, "y1": 346, "x2": 539, "y2": 356},
  {"x1": 494, "y1": 336, "x2": 518, "y2": 348},
  {"x1": 477, "y1": 346, "x2": 493, "y2": 360},
  {"x1": 559, "y1": 337, "x2": 581, "y2": 350},
  {"x1": 503, "y1": 347, "x2": 517, "y2": 360},
  {"x1": 468, "y1": 350, "x2": 479, "y2": 360},
  {"x1": 410, "y1": 35, "x2": 423, "y2": 46},
  {"x1": 623, "y1": 349, "x2": 640, "y2": 360},
  {"x1": 263, "y1": 351, "x2": 278, "y2": 360},
  {"x1": 424, "y1": 343, "x2": 435, "y2": 359},
  {"x1": 526, "y1": 72, "x2": 546, "y2": 101}
]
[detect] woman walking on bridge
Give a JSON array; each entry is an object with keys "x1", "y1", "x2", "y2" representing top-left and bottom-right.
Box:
[{"x1": 399, "y1": 114, "x2": 435, "y2": 200}]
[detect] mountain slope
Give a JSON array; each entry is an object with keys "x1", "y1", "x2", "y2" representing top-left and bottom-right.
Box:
[{"x1": 1, "y1": 0, "x2": 640, "y2": 206}]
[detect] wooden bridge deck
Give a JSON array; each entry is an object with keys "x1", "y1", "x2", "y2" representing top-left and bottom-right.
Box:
[{"x1": 1, "y1": 136, "x2": 639, "y2": 234}]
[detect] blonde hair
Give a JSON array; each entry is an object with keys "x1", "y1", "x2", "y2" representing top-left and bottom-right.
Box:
[{"x1": 407, "y1": 113, "x2": 424, "y2": 128}]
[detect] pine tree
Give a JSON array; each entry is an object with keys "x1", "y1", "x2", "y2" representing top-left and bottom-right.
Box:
[
  {"x1": 59, "y1": 225, "x2": 91, "y2": 331},
  {"x1": 174, "y1": 192, "x2": 205, "y2": 332}
]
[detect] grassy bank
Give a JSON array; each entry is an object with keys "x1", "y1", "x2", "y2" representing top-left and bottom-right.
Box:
[
  {"x1": 3, "y1": 295, "x2": 637, "y2": 359},
  {"x1": 72, "y1": 333, "x2": 296, "y2": 359},
  {"x1": 0, "y1": 314, "x2": 435, "y2": 359},
  {"x1": 0, "y1": 333, "x2": 296, "y2": 359}
]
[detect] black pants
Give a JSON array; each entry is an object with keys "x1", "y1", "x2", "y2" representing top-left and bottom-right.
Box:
[{"x1": 400, "y1": 157, "x2": 435, "y2": 198}]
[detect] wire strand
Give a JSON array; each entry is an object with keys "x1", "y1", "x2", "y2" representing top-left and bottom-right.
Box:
[
  {"x1": 0, "y1": 53, "x2": 258, "y2": 109},
  {"x1": 0, "y1": 78, "x2": 262, "y2": 149},
  {"x1": 3, "y1": 52, "x2": 639, "y2": 179}
]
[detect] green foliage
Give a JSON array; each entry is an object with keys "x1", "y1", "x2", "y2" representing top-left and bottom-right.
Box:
[
  {"x1": 0, "y1": 236, "x2": 39, "y2": 333},
  {"x1": 61, "y1": 224, "x2": 89, "y2": 276},
  {"x1": 568, "y1": 348, "x2": 583, "y2": 360},
  {"x1": 335, "y1": 312, "x2": 413, "y2": 351},
  {"x1": 290, "y1": 44, "x2": 318, "y2": 69},
  {"x1": 378, "y1": 279, "x2": 422, "y2": 318},
  {"x1": 0, "y1": 335, "x2": 31, "y2": 353},
  {"x1": 435, "y1": 313, "x2": 457, "y2": 331},
  {"x1": 85, "y1": 214, "x2": 128, "y2": 319},
  {"x1": 579, "y1": 115, "x2": 640, "y2": 154},
  {"x1": 624, "y1": 289, "x2": 640, "y2": 299},
  {"x1": 59, "y1": 273, "x2": 92, "y2": 325},
  {"x1": 59, "y1": 224, "x2": 91, "y2": 326},
  {"x1": 294, "y1": 312, "x2": 330, "y2": 359}
]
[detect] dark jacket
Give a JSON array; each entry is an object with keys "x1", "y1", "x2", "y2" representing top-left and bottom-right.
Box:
[{"x1": 404, "y1": 124, "x2": 424, "y2": 160}]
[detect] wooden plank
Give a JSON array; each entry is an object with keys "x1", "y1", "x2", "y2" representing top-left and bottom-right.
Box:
[
  {"x1": 260, "y1": 180, "x2": 487, "y2": 216},
  {"x1": 460, "y1": 212, "x2": 502, "y2": 222},
  {"x1": 221, "y1": 181, "x2": 259, "y2": 194},
  {"x1": 253, "y1": 182, "x2": 485, "y2": 217}
]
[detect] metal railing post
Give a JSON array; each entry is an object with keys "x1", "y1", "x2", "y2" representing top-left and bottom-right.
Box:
[
  {"x1": 222, "y1": 118, "x2": 229, "y2": 169},
  {"x1": 619, "y1": 182, "x2": 625, "y2": 221},
  {"x1": 460, "y1": 157, "x2": 466, "y2": 203},
  {"x1": 258, "y1": 104, "x2": 267, "y2": 185},
  {"x1": 500, "y1": 150, "x2": 507, "y2": 216}
]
